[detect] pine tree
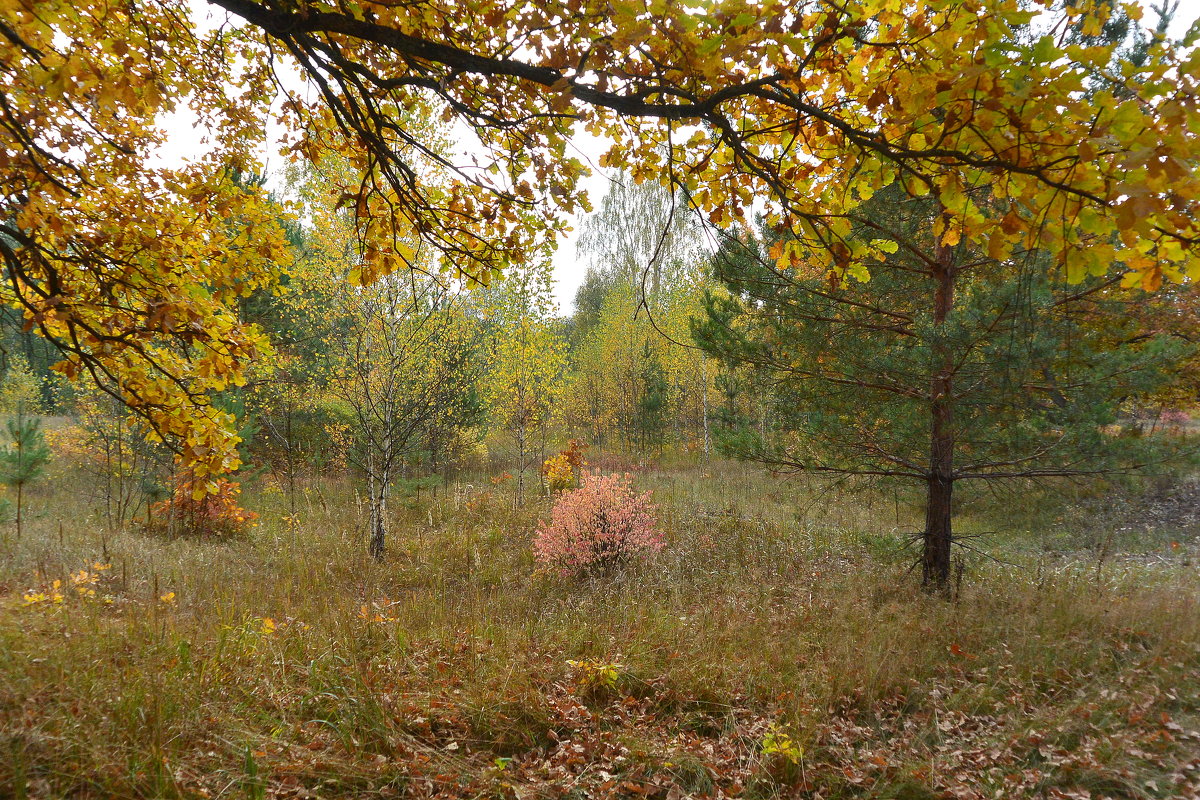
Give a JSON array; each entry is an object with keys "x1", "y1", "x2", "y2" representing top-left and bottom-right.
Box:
[
  {"x1": 694, "y1": 185, "x2": 1190, "y2": 593},
  {"x1": 0, "y1": 406, "x2": 50, "y2": 540}
]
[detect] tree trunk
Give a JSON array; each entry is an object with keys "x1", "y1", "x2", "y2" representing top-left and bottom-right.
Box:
[
  {"x1": 286, "y1": 401, "x2": 297, "y2": 520},
  {"x1": 368, "y1": 476, "x2": 387, "y2": 559},
  {"x1": 366, "y1": 406, "x2": 389, "y2": 558},
  {"x1": 923, "y1": 220, "x2": 957, "y2": 595},
  {"x1": 516, "y1": 419, "x2": 527, "y2": 504},
  {"x1": 115, "y1": 412, "x2": 125, "y2": 528},
  {"x1": 701, "y1": 358, "x2": 711, "y2": 460},
  {"x1": 922, "y1": 472, "x2": 953, "y2": 593},
  {"x1": 538, "y1": 421, "x2": 547, "y2": 476},
  {"x1": 924, "y1": 346, "x2": 955, "y2": 593}
]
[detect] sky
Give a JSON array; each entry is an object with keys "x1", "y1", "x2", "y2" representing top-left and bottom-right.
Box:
[
  {"x1": 155, "y1": 0, "x2": 1200, "y2": 315},
  {"x1": 543, "y1": 131, "x2": 612, "y2": 313}
]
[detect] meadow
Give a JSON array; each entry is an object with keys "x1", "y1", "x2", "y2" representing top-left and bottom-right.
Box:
[
  {"x1": 2, "y1": 453, "x2": 1199, "y2": 800},
  {"x1": 7, "y1": 0, "x2": 1200, "y2": 796}
]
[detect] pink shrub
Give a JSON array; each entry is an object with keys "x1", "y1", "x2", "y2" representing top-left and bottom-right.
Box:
[
  {"x1": 1161, "y1": 409, "x2": 1191, "y2": 426},
  {"x1": 533, "y1": 472, "x2": 662, "y2": 576}
]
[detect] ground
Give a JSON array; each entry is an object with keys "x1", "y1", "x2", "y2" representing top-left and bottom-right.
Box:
[{"x1": 1, "y1": 459, "x2": 1199, "y2": 799}]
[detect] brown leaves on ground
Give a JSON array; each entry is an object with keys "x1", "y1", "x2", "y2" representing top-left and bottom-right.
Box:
[{"x1": 82, "y1": 644, "x2": 1193, "y2": 800}]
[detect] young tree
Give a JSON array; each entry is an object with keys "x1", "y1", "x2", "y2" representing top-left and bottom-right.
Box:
[
  {"x1": 694, "y1": 185, "x2": 1190, "y2": 592},
  {"x1": 332, "y1": 276, "x2": 484, "y2": 558},
  {"x1": 577, "y1": 173, "x2": 702, "y2": 304},
  {"x1": 75, "y1": 392, "x2": 172, "y2": 531},
  {"x1": 480, "y1": 262, "x2": 567, "y2": 501},
  {"x1": 569, "y1": 176, "x2": 719, "y2": 453},
  {"x1": 566, "y1": 258, "x2": 720, "y2": 455},
  {"x1": 0, "y1": 355, "x2": 41, "y2": 416},
  {"x1": 566, "y1": 281, "x2": 662, "y2": 453},
  {"x1": 0, "y1": 406, "x2": 50, "y2": 540},
  {"x1": 281, "y1": 150, "x2": 484, "y2": 557}
]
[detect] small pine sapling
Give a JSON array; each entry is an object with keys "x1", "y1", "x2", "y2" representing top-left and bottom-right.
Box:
[{"x1": 0, "y1": 408, "x2": 50, "y2": 540}]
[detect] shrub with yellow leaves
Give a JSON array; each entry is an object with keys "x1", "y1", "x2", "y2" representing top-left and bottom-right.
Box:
[
  {"x1": 566, "y1": 658, "x2": 623, "y2": 695},
  {"x1": 541, "y1": 439, "x2": 588, "y2": 493},
  {"x1": 21, "y1": 580, "x2": 64, "y2": 609},
  {"x1": 541, "y1": 452, "x2": 573, "y2": 494},
  {"x1": 20, "y1": 562, "x2": 115, "y2": 609}
]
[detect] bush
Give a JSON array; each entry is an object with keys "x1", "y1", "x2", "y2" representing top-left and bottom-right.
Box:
[
  {"x1": 541, "y1": 452, "x2": 574, "y2": 493},
  {"x1": 147, "y1": 471, "x2": 257, "y2": 537},
  {"x1": 541, "y1": 439, "x2": 588, "y2": 494},
  {"x1": 533, "y1": 472, "x2": 661, "y2": 576}
]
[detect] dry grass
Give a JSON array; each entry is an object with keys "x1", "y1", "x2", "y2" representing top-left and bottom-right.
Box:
[{"x1": 1, "y1": 458, "x2": 1199, "y2": 798}]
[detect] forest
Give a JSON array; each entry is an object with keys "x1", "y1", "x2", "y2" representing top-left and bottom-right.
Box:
[{"x1": 4, "y1": 0, "x2": 1200, "y2": 797}]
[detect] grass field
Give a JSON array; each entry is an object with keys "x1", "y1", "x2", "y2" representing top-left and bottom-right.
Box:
[{"x1": 2, "y1": 458, "x2": 1199, "y2": 799}]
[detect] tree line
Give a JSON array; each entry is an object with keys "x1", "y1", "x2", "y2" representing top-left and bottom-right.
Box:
[{"x1": 3, "y1": 0, "x2": 1200, "y2": 592}]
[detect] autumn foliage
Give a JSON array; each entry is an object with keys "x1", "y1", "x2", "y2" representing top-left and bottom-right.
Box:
[
  {"x1": 534, "y1": 472, "x2": 661, "y2": 576},
  {"x1": 542, "y1": 439, "x2": 588, "y2": 493},
  {"x1": 541, "y1": 453, "x2": 574, "y2": 494},
  {"x1": 148, "y1": 471, "x2": 257, "y2": 538},
  {"x1": 561, "y1": 439, "x2": 588, "y2": 473}
]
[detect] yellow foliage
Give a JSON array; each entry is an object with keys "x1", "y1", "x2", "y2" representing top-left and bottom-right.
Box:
[
  {"x1": 0, "y1": 356, "x2": 41, "y2": 415},
  {"x1": 761, "y1": 722, "x2": 804, "y2": 765},
  {"x1": 542, "y1": 453, "x2": 574, "y2": 493},
  {"x1": 566, "y1": 658, "x2": 622, "y2": 692}
]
